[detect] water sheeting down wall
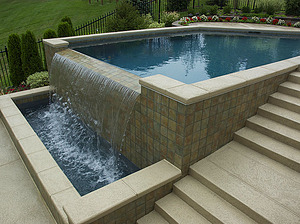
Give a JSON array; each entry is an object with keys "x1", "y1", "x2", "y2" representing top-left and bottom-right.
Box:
[{"x1": 50, "y1": 53, "x2": 139, "y2": 151}]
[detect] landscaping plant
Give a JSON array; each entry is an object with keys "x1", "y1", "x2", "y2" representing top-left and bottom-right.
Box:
[
  {"x1": 26, "y1": 71, "x2": 49, "y2": 88},
  {"x1": 285, "y1": 0, "x2": 300, "y2": 16},
  {"x1": 7, "y1": 34, "x2": 24, "y2": 86},
  {"x1": 21, "y1": 31, "x2": 43, "y2": 80},
  {"x1": 161, "y1": 11, "x2": 180, "y2": 27},
  {"x1": 61, "y1": 16, "x2": 75, "y2": 35},
  {"x1": 106, "y1": 1, "x2": 145, "y2": 32},
  {"x1": 57, "y1": 22, "x2": 74, "y2": 37},
  {"x1": 167, "y1": 0, "x2": 191, "y2": 12},
  {"x1": 43, "y1": 29, "x2": 57, "y2": 39}
]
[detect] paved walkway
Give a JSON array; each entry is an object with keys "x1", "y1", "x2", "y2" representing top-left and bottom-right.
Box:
[{"x1": 0, "y1": 118, "x2": 56, "y2": 224}]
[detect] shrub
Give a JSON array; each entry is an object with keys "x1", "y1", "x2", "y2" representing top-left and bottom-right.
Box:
[
  {"x1": 209, "y1": 5, "x2": 219, "y2": 15},
  {"x1": 26, "y1": 71, "x2": 49, "y2": 88},
  {"x1": 285, "y1": 0, "x2": 300, "y2": 16},
  {"x1": 294, "y1": 22, "x2": 300, "y2": 27},
  {"x1": 43, "y1": 29, "x2": 57, "y2": 39},
  {"x1": 167, "y1": 0, "x2": 191, "y2": 11},
  {"x1": 131, "y1": 0, "x2": 151, "y2": 14},
  {"x1": 149, "y1": 22, "x2": 165, "y2": 28},
  {"x1": 57, "y1": 22, "x2": 73, "y2": 37},
  {"x1": 197, "y1": 6, "x2": 209, "y2": 15},
  {"x1": 258, "y1": 0, "x2": 282, "y2": 15},
  {"x1": 223, "y1": 5, "x2": 231, "y2": 14},
  {"x1": 206, "y1": 0, "x2": 227, "y2": 7},
  {"x1": 161, "y1": 11, "x2": 180, "y2": 27},
  {"x1": 1, "y1": 82, "x2": 29, "y2": 95},
  {"x1": 61, "y1": 16, "x2": 75, "y2": 35},
  {"x1": 241, "y1": 6, "x2": 251, "y2": 13},
  {"x1": 21, "y1": 31, "x2": 43, "y2": 79},
  {"x1": 7, "y1": 34, "x2": 24, "y2": 86},
  {"x1": 253, "y1": 6, "x2": 263, "y2": 13},
  {"x1": 106, "y1": 1, "x2": 145, "y2": 32}
]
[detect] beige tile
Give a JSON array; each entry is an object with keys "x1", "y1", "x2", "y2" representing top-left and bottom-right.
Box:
[
  {"x1": 165, "y1": 84, "x2": 210, "y2": 105},
  {"x1": 43, "y1": 39, "x2": 69, "y2": 48},
  {"x1": 262, "y1": 60, "x2": 298, "y2": 76},
  {"x1": 5, "y1": 113, "x2": 28, "y2": 127},
  {"x1": 139, "y1": 75, "x2": 184, "y2": 95},
  {"x1": 1, "y1": 104, "x2": 21, "y2": 118},
  {"x1": 28, "y1": 150, "x2": 57, "y2": 174},
  {"x1": 0, "y1": 96, "x2": 14, "y2": 109},
  {"x1": 18, "y1": 135, "x2": 47, "y2": 155},
  {"x1": 123, "y1": 159, "x2": 181, "y2": 197},
  {"x1": 38, "y1": 166, "x2": 72, "y2": 197},
  {"x1": 230, "y1": 67, "x2": 276, "y2": 84},
  {"x1": 193, "y1": 75, "x2": 246, "y2": 97},
  {"x1": 63, "y1": 180, "x2": 137, "y2": 224},
  {"x1": 11, "y1": 123, "x2": 36, "y2": 140}
]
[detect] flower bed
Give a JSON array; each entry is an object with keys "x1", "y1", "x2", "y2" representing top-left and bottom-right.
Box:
[{"x1": 179, "y1": 15, "x2": 300, "y2": 28}]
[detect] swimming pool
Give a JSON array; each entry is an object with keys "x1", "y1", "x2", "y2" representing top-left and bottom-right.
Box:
[{"x1": 74, "y1": 33, "x2": 300, "y2": 84}]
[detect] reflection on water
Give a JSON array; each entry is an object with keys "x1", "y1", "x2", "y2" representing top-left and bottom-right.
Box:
[{"x1": 75, "y1": 33, "x2": 300, "y2": 84}]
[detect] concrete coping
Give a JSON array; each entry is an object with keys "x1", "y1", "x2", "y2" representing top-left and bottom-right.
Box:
[
  {"x1": 43, "y1": 39, "x2": 69, "y2": 48},
  {"x1": 0, "y1": 88, "x2": 181, "y2": 224},
  {"x1": 139, "y1": 56, "x2": 300, "y2": 105}
]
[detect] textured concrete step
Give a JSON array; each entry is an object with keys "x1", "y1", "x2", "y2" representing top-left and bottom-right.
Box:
[
  {"x1": 246, "y1": 115, "x2": 300, "y2": 149},
  {"x1": 258, "y1": 103, "x2": 300, "y2": 131},
  {"x1": 190, "y1": 156, "x2": 300, "y2": 224},
  {"x1": 234, "y1": 127, "x2": 300, "y2": 172},
  {"x1": 288, "y1": 71, "x2": 300, "y2": 84},
  {"x1": 173, "y1": 175, "x2": 256, "y2": 224},
  {"x1": 269, "y1": 92, "x2": 300, "y2": 113},
  {"x1": 155, "y1": 193, "x2": 211, "y2": 224},
  {"x1": 137, "y1": 211, "x2": 169, "y2": 224},
  {"x1": 278, "y1": 81, "x2": 300, "y2": 98}
]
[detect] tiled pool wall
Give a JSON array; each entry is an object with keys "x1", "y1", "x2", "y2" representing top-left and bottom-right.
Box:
[{"x1": 44, "y1": 26, "x2": 300, "y2": 174}]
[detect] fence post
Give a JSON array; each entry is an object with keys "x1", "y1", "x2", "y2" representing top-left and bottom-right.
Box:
[
  {"x1": 4, "y1": 46, "x2": 9, "y2": 61},
  {"x1": 158, "y1": 0, "x2": 161, "y2": 23}
]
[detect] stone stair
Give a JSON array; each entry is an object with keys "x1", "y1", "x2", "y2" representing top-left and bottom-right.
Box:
[{"x1": 137, "y1": 71, "x2": 300, "y2": 224}]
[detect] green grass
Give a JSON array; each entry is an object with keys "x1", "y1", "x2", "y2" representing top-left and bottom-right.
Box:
[{"x1": 0, "y1": 0, "x2": 117, "y2": 49}]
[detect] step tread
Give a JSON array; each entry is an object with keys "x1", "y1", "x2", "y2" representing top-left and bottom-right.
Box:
[
  {"x1": 247, "y1": 115, "x2": 300, "y2": 142},
  {"x1": 174, "y1": 175, "x2": 257, "y2": 224},
  {"x1": 137, "y1": 211, "x2": 169, "y2": 224},
  {"x1": 259, "y1": 103, "x2": 300, "y2": 124},
  {"x1": 199, "y1": 145, "x2": 300, "y2": 216},
  {"x1": 289, "y1": 71, "x2": 300, "y2": 78},
  {"x1": 280, "y1": 81, "x2": 300, "y2": 91},
  {"x1": 235, "y1": 127, "x2": 300, "y2": 172},
  {"x1": 270, "y1": 92, "x2": 300, "y2": 106},
  {"x1": 190, "y1": 158, "x2": 300, "y2": 224},
  {"x1": 156, "y1": 193, "x2": 211, "y2": 224}
]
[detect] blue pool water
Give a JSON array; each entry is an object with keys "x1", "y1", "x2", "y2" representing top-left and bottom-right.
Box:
[
  {"x1": 74, "y1": 33, "x2": 300, "y2": 84},
  {"x1": 19, "y1": 99, "x2": 139, "y2": 196}
]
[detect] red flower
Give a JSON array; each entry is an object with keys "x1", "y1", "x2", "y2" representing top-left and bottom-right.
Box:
[
  {"x1": 260, "y1": 18, "x2": 266, "y2": 23},
  {"x1": 219, "y1": 18, "x2": 223, "y2": 22},
  {"x1": 287, "y1": 22, "x2": 292, "y2": 26},
  {"x1": 197, "y1": 16, "x2": 200, "y2": 21},
  {"x1": 191, "y1": 18, "x2": 194, "y2": 21},
  {"x1": 208, "y1": 17, "x2": 212, "y2": 21},
  {"x1": 272, "y1": 19, "x2": 279, "y2": 25},
  {"x1": 225, "y1": 17, "x2": 231, "y2": 22},
  {"x1": 242, "y1": 17, "x2": 247, "y2": 21},
  {"x1": 186, "y1": 18, "x2": 190, "y2": 21}
]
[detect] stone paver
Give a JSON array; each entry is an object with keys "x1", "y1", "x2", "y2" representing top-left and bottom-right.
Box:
[{"x1": 0, "y1": 119, "x2": 56, "y2": 224}]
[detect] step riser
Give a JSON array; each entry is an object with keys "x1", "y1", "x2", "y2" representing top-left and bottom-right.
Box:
[
  {"x1": 189, "y1": 168, "x2": 271, "y2": 224},
  {"x1": 154, "y1": 204, "x2": 177, "y2": 224},
  {"x1": 234, "y1": 133, "x2": 300, "y2": 172},
  {"x1": 289, "y1": 75, "x2": 300, "y2": 85},
  {"x1": 269, "y1": 96, "x2": 300, "y2": 114},
  {"x1": 278, "y1": 86, "x2": 300, "y2": 98},
  {"x1": 257, "y1": 108, "x2": 300, "y2": 131},
  {"x1": 246, "y1": 120, "x2": 300, "y2": 149},
  {"x1": 173, "y1": 186, "x2": 222, "y2": 224}
]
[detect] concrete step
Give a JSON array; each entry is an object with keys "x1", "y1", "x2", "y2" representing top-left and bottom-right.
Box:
[
  {"x1": 246, "y1": 115, "x2": 300, "y2": 149},
  {"x1": 155, "y1": 193, "x2": 211, "y2": 224},
  {"x1": 190, "y1": 154, "x2": 300, "y2": 224},
  {"x1": 278, "y1": 81, "x2": 300, "y2": 98},
  {"x1": 173, "y1": 175, "x2": 256, "y2": 224},
  {"x1": 234, "y1": 127, "x2": 300, "y2": 172},
  {"x1": 288, "y1": 71, "x2": 300, "y2": 84},
  {"x1": 257, "y1": 103, "x2": 300, "y2": 131},
  {"x1": 137, "y1": 211, "x2": 169, "y2": 224},
  {"x1": 269, "y1": 92, "x2": 300, "y2": 113}
]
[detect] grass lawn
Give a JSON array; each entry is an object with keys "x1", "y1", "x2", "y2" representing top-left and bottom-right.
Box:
[{"x1": 0, "y1": 0, "x2": 117, "y2": 49}]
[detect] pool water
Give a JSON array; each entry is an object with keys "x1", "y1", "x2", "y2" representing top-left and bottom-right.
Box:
[
  {"x1": 74, "y1": 33, "x2": 300, "y2": 84},
  {"x1": 20, "y1": 99, "x2": 139, "y2": 196}
]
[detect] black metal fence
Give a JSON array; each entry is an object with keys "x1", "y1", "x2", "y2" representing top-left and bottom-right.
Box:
[
  {"x1": 0, "y1": 0, "x2": 168, "y2": 89},
  {"x1": 227, "y1": 0, "x2": 285, "y2": 10}
]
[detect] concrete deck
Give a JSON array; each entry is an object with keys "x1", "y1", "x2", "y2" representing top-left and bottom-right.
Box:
[{"x1": 0, "y1": 118, "x2": 56, "y2": 224}]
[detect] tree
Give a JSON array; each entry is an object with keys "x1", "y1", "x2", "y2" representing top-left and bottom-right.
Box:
[
  {"x1": 7, "y1": 34, "x2": 24, "y2": 86},
  {"x1": 21, "y1": 31, "x2": 43, "y2": 78}
]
